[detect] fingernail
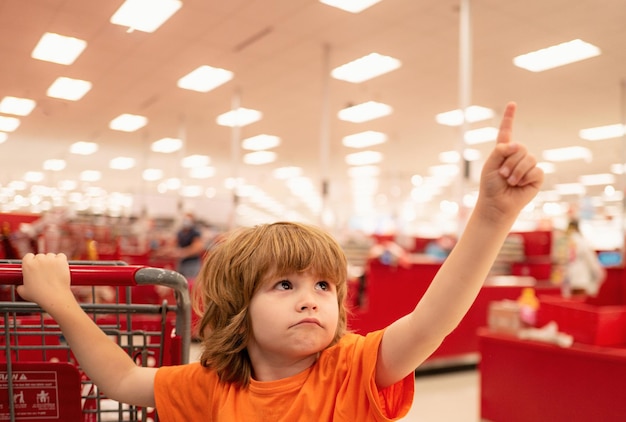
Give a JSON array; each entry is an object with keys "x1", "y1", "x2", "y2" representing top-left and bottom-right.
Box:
[
  {"x1": 499, "y1": 167, "x2": 510, "y2": 178},
  {"x1": 507, "y1": 175, "x2": 517, "y2": 185}
]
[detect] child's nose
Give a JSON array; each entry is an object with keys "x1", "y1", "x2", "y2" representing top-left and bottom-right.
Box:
[{"x1": 298, "y1": 291, "x2": 318, "y2": 311}]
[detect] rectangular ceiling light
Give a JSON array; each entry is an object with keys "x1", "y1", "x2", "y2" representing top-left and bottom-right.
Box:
[
  {"x1": 109, "y1": 113, "x2": 148, "y2": 132},
  {"x1": 0, "y1": 96, "x2": 36, "y2": 116},
  {"x1": 338, "y1": 101, "x2": 392, "y2": 123},
  {"x1": 109, "y1": 157, "x2": 136, "y2": 170},
  {"x1": 181, "y1": 154, "x2": 210, "y2": 168},
  {"x1": 151, "y1": 137, "x2": 182, "y2": 153},
  {"x1": 342, "y1": 130, "x2": 387, "y2": 148},
  {"x1": 0, "y1": 116, "x2": 21, "y2": 132},
  {"x1": 331, "y1": 53, "x2": 401, "y2": 83},
  {"x1": 555, "y1": 182, "x2": 586, "y2": 196},
  {"x1": 542, "y1": 146, "x2": 592, "y2": 162},
  {"x1": 242, "y1": 134, "x2": 281, "y2": 151},
  {"x1": 579, "y1": 173, "x2": 615, "y2": 186},
  {"x1": 319, "y1": 0, "x2": 383, "y2": 13},
  {"x1": 345, "y1": 150, "x2": 383, "y2": 166},
  {"x1": 110, "y1": 0, "x2": 182, "y2": 33},
  {"x1": 177, "y1": 65, "x2": 234, "y2": 93},
  {"x1": 436, "y1": 105, "x2": 494, "y2": 126},
  {"x1": 513, "y1": 39, "x2": 601, "y2": 72},
  {"x1": 216, "y1": 107, "x2": 262, "y2": 127},
  {"x1": 244, "y1": 151, "x2": 277, "y2": 165},
  {"x1": 43, "y1": 159, "x2": 66, "y2": 171},
  {"x1": 463, "y1": 127, "x2": 498, "y2": 144},
  {"x1": 579, "y1": 123, "x2": 626, "y2": 141},
  {"x1": 47, "y1": 77, "x2": 92, "y2": 101},
  {"x1": 70, "y1": 141, "x2": 98, "y2": 155},
  {"x1": 31, "y1": 32, "x2": 87, "y2": 65}
]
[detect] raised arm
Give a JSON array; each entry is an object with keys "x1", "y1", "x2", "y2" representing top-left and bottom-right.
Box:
[
  {"x1": 376, "y1": 102, "x2": 544, "y2": 388},
  {"x1": 17, "y1": 253, "x2": 157, "y2": 407}
]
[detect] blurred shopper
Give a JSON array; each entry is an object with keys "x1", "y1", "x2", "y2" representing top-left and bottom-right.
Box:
[
  {"x1": 564, "y1": 219, "x2": 606, "y2": 296},
  {"x1": 173, "y1": 214, "x2": 205, "y2": 279}
]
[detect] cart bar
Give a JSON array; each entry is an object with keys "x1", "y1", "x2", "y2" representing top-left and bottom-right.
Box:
[{"x1": 0, "y1": 263, "x2": 144, "y2": 286}]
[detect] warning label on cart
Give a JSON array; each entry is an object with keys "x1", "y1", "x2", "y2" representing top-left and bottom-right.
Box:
[{"x1": 0, "y1": 363, "x2": 82, "y2": 421}]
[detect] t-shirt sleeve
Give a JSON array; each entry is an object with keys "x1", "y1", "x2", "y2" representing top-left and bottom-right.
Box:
[{"x1": 357, "y1": 330, "x2": 415, "y2": 420}]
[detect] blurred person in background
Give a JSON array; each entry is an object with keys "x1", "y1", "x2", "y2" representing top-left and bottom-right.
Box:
[{"x1": 564, "y1": 219, "x2": 606, "y2": 296}]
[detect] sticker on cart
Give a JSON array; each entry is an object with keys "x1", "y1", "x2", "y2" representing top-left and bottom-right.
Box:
[{"x1": 0, "y1": 362, "x2": 82, "y2": 421}]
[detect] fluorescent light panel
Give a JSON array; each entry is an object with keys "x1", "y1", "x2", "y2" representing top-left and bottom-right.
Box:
[
  {"x1": 47, "y1": 77, "x2": 92, "y2": 101},
  {"x1": 110, "y1": 0, "x2": 182, "y2": 33},
  {"x1": 332, "y1": 53, "x2": 400, "y2": 83},
  {"x1": 513, "y1": 39, "x2": 601, "y2": 72},
  {"x1": 181, "y1": 154, "x2": 210, "y2": 168},
  {"x1": 579, "y1": 124, "x2": 626, "y2": 141},
  {"x1": 345, "y1": 150, "x2": 383, "y2": 166},
  {"x1": 542, "y1": 146, "x2": 592, "y2": 162},
  {"x1": 177, "y1": 65, "x2": 233, "y2": 93},
  {"x1": 579, "y1": 173, "x2": 615, "y2": 186},
  {"x1": 319, "y1": 0, "x2": 383, "y2": 13},
  {"x1": 244, "y1": 151, "x2": 276, "y2": 165},
  {"x1": 109, "y1": 157, "x2": 136, "y2": 170},
  {"x1": 242, "y1": 134, "x2": 280, "y2": 151},
  {"x1": 464, "y1": 127, "x2": 498, "y2": 144},
  {"x1": 273, "y1": 166, "x2": 302, "y2": 179},
  {"x1": 151, "y1": 137, "x2": 182, "y2": 153},
  {"x1": 31, "y1": 32, "x2": 87, "y2": 65},
  {"x1": 70, "y1": 141, "x2": 98, "y2": 155},
  {"x1": 0, "y1": 116, "x2": 20, "y2": 132},
  {"x1": 43, "y1": 159, "x2": 66, "y2": 171},
  {"x1": 109, "y1": 114, "x2": 148, "y2": 132},
  {"x1": 338, "y1": 101, "x2": 392, "y2": 123},
  {"x1": 436, "y1": 105, "x2": 494, "y2": 126},
  {"x1": 342, "y1": 131, "x2": 387, "y2": 148},
  {"x1": 216, "y1": 107, "x2": 262, "y2": 127},
  {"x1": 0, "y1": 96, "x2": 36, "y2": 116}
]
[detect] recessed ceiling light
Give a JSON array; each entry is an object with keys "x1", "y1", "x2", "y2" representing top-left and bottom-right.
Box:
[
  {"x1": 109, "y1": 157, "x2": 136, "y2": 170},
  {"x1": 579, "y1": 173, "x2": 615, "y2": 186},
  {"x1": 181, "y1": 154, "x2": 210, "y2": 168},
  {"x1": 345, "y1": 150, "x2": 383, "y2": 166},
  {"x1": 463, "y1": 127, "x2": 498, "y2": 144},
  {"x1": 216, "y1": 107, "x2": 262, "y2": 127},
  {"x1": 43, "y1": 159, "x2": 66, "y2": 171},
  {"x1": 110, "y1": 0, "x2": 182, "y2": 33},
  {"x1": 331, "y1": 53, "x2": 401, "y2": 83},
  {"x1": 513, "y1": 39, "x2": 601, "y2": 72},
  {"x1": 177, "y1": 65, "x2": 234, "y2": 93},
  {"x1": 80, "y1": 170, "x2": 102, "y2": 182},
  {"x1": 273, "y1": 166, "x2": 302, "y2": 179},
  {"x1": 0, "y1": 116, "x2": 20, "y2": 132},
  {"x1": 542, "y1": 146, "x2": 592, "y2": 162},
  {"x1": 342, "y1": 131, "x2": 387, "y2": 148},
  {"x1": 0, "y1": 96, "x2": 36, "y2": 116},
  {"x1": 244, "y1": 151, "x2": 277, "y2": 165},
  {"x1": 189, "y1": 166, "x2": 216, "y2": 179},
  {"x1": 435, "y1": 105, "x2": 494, "y2": 126},
  {"x1": 70, "y1": 141, "x2": 98, "y2": 155},
  {"x1": 142, "y1": 168, "x2": 163, "y2": 181},
  {"x1": 319, "y1": 0, "x2": 383, "y2": 13},
  {"x1": 242, "y1": 134, "x2": 280, "y2": 150},
  {"x1": 47, "y1": 77, "x2": 92, "y2": 101},
  {"x1": 338, "y1": 101, "x2": 392, "y2": 123},
  {"x1": 109, "y1": 114, "x2": 148, "y2": 132},
  {"x1": 31, "y1": 32, "x2": 87, "y2": 65},
  {"x1": 579, "y1": 124, "x2": 626, "y2": 141},
  {"x1": 151, "y1": 137, "x2": 182, "y2": 153}
]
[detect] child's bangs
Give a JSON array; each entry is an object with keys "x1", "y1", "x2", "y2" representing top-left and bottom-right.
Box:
[{"x1": 261, "y1": 224, "x2": 347, "y2": 285}]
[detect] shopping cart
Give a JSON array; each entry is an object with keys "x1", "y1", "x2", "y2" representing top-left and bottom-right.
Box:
[{"x1": 0, "y1": 260, "x2": 191, "y2": 422}]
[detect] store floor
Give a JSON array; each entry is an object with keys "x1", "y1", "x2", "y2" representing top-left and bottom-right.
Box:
[{"x1": 189, "y1": 343, "x2": 480, "y2": 421}]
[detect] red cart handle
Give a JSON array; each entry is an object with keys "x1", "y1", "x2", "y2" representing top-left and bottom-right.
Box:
[{"x1": 0, "y1": 264, "x2": 145, "y2": 286}]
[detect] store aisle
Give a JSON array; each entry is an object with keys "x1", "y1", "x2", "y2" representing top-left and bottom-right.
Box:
[{"x1": 189, "y1": 343, "x2": 480, "y2": 421}]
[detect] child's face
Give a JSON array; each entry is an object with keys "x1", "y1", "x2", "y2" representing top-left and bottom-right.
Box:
[{"x1": 247, "y1": 270, "x2": 339, "y2": 364}]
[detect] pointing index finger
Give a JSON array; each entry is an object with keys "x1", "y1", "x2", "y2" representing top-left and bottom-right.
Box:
[{"x1": 497, "y1": 102, "x2": 517, "y2": 144}]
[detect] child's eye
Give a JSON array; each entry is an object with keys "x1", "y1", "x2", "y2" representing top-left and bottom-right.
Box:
[
  {"x1": 316, "y1": 281, "x2": 331, "y2": 291},
  {"x1": 276, "y1": 280, "x2": 292, "y2": 290}
]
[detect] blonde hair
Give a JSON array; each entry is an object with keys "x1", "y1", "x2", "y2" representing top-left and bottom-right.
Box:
[{"x1": 193, "y1": 221, "x2": 349, "y2": 388}]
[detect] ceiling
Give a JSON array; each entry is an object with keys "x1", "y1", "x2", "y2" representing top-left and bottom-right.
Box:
[{"x1": 1, "y1": 0, "x2": 625, "y2": 230}]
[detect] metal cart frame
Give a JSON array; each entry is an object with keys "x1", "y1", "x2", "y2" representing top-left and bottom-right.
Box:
[{"x1": 0, "y1": 260, "x2": 191, "y2": 422}]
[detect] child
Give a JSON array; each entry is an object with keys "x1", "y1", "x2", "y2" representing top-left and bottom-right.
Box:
[{"x1": 18, "y1": 102, "x2": 543, "y2": 421}]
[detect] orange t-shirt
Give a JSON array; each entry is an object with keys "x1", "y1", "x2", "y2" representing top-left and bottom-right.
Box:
[{"x1": 154, "y1": 329, "x2": 414, "y2": 421}]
